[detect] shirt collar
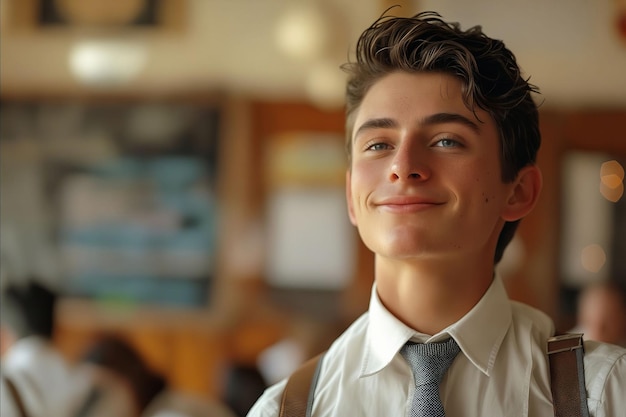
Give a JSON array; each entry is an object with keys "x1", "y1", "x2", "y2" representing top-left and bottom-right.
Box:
[
  {"x1": 361, "y1": 275, "x2": 512, "y2": 377},
  {"x1": 361, "y1": 283, "x2": 415, "y2": 377}
]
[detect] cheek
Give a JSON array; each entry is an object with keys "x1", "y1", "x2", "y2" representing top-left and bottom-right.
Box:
[
  {"x1": 350, "y1": 165, "x2": 378, "y2": 204},
  {"x1": 464, "y1": 164, "x2": 505, "y2": 207}
]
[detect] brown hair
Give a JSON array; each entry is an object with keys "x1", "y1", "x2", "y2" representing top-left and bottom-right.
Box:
[
  {"x1": 342, "y1": 10, "x2": 541, "y2": 263},
  {"x1": 81, "y1": 334, "x2": 166, "y2": 412}
]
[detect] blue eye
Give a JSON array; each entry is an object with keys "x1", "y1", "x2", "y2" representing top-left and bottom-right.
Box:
[
  {"x1": 435, "y1": 138, "x2": 460, "y2": 148},
  {"x1": 366, "y1": 142, "x2": 391, "y2": 151}
]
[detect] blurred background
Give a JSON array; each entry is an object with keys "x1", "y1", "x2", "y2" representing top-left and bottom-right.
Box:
[{"x1": 1, "y1": 0, "x2": 625, "y2": 414}]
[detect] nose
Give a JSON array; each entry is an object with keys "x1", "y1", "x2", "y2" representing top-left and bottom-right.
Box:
[{"x1": 389, "y1": 142, "x2": 430, "y2": 182}]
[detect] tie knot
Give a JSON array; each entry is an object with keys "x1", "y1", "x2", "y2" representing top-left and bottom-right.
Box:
[{"x1": 401, "y1": 338, "x2": 460, "y2": 386}]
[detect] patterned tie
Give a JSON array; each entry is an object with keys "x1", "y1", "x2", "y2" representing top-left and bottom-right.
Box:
[{"x1": 400, "y1": 338, "x2": 460, "y2": 417}]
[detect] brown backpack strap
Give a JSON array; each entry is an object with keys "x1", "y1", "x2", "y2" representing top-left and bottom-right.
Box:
[
  {"x1": 279, "y1": 352, "x2": 325, "y2": 417},
  {"x1": 3, "y1": 376, "x2": 30, "y2": 417},
  {"x1": 547, "y1": 333, "x2": 590, "y2": 417}
]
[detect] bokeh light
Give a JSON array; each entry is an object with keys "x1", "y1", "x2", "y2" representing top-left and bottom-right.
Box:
[
  {"x1": 600, "y1": 160, "x2": 625, "y2": 202},
  {"x1": 580, "y1": 243, "x2": 607, "y2": 273}
]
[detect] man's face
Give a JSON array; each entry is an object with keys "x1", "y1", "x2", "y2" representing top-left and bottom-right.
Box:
[
  {"x1": 580, "y1": 288, "x2": 626, "y2": 345},
  {"x1": 346, "y1": 71, "x2": 518, "y2": 262}
]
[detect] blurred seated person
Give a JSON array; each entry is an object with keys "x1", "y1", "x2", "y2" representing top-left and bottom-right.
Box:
[
  {"x1": 576, "y1": 280, "x2": 626, "y2": 347},
  {"x1": 77, "y1": 334, "x2": 237, "y2": 417},
  {"x1": 1, "y1": 279, "x2": 88, "y2": 417}
]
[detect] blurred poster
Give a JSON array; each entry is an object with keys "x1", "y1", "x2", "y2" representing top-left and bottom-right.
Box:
[{"x1": 264, "y1": 133, "x2": 355, "y2": 290}]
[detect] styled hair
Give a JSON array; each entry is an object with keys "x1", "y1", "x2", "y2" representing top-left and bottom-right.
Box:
[{"x1": 342, "y1": 10, "x2": 541, "y2": 263}]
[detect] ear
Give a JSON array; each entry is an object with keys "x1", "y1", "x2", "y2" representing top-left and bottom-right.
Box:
[
  {"x1": 346, "y1": 170, "x2": 357, "y2": 226},
  {"x1": 501, "y1": 165, "x2": 543, "y2": 222}
]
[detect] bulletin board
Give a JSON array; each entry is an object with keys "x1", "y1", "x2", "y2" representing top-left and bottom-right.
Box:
[{"x1": 0, "y1": 97, "x2": 222, "y2": 307}]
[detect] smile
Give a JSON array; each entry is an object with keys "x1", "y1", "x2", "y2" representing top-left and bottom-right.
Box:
[{"x1": 375, "y1": 197, "x2": 443, "y2": 213}]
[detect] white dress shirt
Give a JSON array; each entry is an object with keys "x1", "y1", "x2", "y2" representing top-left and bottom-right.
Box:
[
  {"x1": 1, "y1": 336, "x2": 91, "y2": 417},
  {"x1": 247, "y1": 276, "x2": 626, "y2": 417}
]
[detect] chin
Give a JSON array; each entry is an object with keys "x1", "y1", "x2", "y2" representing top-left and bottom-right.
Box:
[
  {"x1": 368, "y1": 238, "x2": 431, "y2": 260},
  {"x1": 358, "y1": 224, "x2": 435, "y2": 257}
]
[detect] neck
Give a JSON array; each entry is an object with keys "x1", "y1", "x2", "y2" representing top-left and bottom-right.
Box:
[{"x1": 375, "y1": 254, "x2": 494, "y2": 335}]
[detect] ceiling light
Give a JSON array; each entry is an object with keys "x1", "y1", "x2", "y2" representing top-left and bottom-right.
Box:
[
  {"x1": 274, "y1": 3, "x2": 331, "y2": 61},
  {"x1": 68, "y1": 39, "x2": 147, "y2": 87}
]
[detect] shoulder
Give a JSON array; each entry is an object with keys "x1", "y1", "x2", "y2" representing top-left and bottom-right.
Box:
[
  {"x1": 2, "y1": 338, "x2": 97, "y2": 417},
  {"x1": 508, "y1": 300, "x2": 555, "y2": 340},
  {"x1": 2, "y1": 337, "x2": 65, "y2": 373},
  {"x1": 245, "y1": 379, "x2": 285, "y2": 417},
  {"x1": 583, "y1": 340, "x2": 626, "y2": 415},
  {"x1": 583, "y1": 340, "x2": 626, "y2": 392},
  {"x1": 509, "y1": 300, "x2": 553, "y2": 326},
  {"x1": 246, "y1": 313, "x2": 370, "y2": 417},
  {"x1": 4, "y1": 337, "x2": 74, "y2": 384},
  {"x1": 584, "y1": 340, "x2": 626, "y2": 367},
  {"x1": 2, "y1": 336, "x2": 74, "y2": 394}
]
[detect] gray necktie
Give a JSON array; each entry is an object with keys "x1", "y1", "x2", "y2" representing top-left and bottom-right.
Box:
[{"x1": 400, "y1": 338, "x2": 460, "y2": 417}]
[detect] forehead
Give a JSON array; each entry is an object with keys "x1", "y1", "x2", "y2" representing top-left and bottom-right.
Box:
[
  {"x1": 356, "y1": 72, "x2": 470, "y2": 117},
  {"x1": 353, "y1": 72, "x2": 483, "y2": 131}
]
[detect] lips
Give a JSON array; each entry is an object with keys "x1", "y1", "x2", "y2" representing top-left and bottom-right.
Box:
[{"x1": 375, "y1": 196, "x2": 442, "y2": 212}]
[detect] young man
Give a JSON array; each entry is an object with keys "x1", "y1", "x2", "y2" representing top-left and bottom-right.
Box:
[{"x1": 247, "y1": 11, "x2": 626, "y2": 417}]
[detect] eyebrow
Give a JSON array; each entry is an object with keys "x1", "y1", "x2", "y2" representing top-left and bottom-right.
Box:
[
  {"x1": 354, "y1": 112, "x2": 481, "y2": 138},
  {"x1": 422, "y1": 112, "x2": 481, "y2": 133},
  {"x1": 354, "y1": 117, "x2": 397, "y2": 138}
]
